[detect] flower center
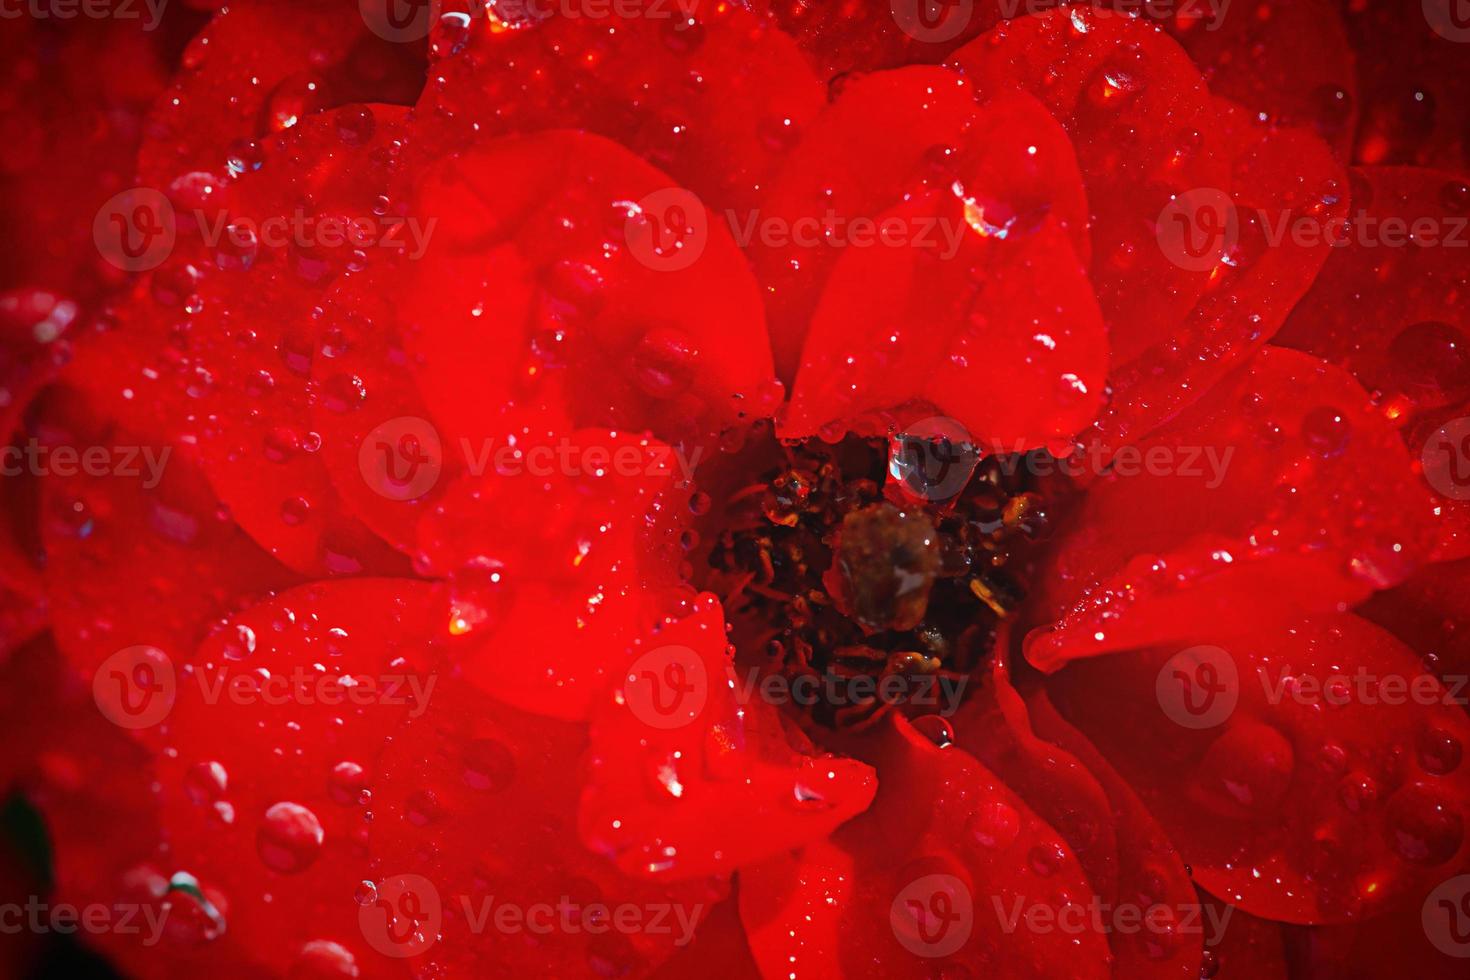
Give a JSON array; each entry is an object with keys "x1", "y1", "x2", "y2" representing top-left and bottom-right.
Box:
[{"x1": 697, "y1": 422, "x2": 1055, "y2": 729}]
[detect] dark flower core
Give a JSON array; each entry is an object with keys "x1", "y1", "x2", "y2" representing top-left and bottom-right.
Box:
[{"x1": 701, "y1": 423, "x2": 1059, "y2": 729}]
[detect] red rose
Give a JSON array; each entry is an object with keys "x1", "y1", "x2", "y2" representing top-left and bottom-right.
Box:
[{"x1": 1, "y1": 1, "x2": 1468, "y2": 977}]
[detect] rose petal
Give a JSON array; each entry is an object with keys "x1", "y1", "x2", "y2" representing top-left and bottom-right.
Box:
[
  {"x1": 755, "y1": 66, "x2": 1091, "y2": 382},
  {"x1": 154, "y1": 579, "x2": 448, "y2": 977},
  {"x1": 1275, "y1": 165, "x2": 1470, "y2": 560},
  {"x1": 950, "y1": 6, "x2": 1232, "y2": 359},
  {"x1": 581, "y1": 593, "x2": 877, "y2": 879},
  {"x1": 138, "y1": 0, "x2": 422, "y2": 187},
  {"x1": 1090, "y1": 102, "x2": 1348, "y2": 451},
  {"x1": 369, "y1": 672, "x2": 727, "y2": 977},
  {"x1": 396, "y1": 129, "x2": 779, "y2": 448},
  {"x1": 416, "y1": 430, "x2": 691, "y2": 721},
  {"x1": 412, "y1": 3, "x2": 824, "y2": 212},
  {"x1": 738, "y1": 713, "x2": 1113, "y2": 977},
  {"x1": 1027, "y1": 347, "x2": 1438, "y2": 669},
  {"x1": 1048, "y1": 615, "x2": 1470, "y2": 923}
]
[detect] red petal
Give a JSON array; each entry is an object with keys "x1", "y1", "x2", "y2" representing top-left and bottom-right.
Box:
[
  {"x1": 10, "y1": 637, "x2": 264, "y2": 976},
  {"x1": 1359, "y1": 556, "x2": 1470, "y2": 695},
  {"x1": 1292, "y1": 877, "x2": 1470, "y2": 979},
  {"x1": 1091, "y1": 102, "x2": 1348, "y2": 450},
  {"x1": 309, "y1": 266, "x2": 462, "y2": 556},
  {"x1": 38, "y1": 405, "x2": 296, "y2": 685},
  {"x1": 416, "y1": 429, "x2": 690, "y2": 720},
  {"x1": 1275, "y1": 165, "x2": 1470, "y2": 560},
  {"x1": 648, "y1": 894, "x2": 760, "y2": 980},
  {"x1": 782, "y1": 97, "x2": 1105, "y2": 448},
  {"x1": 1166, "y1": 0, "x2": 1358, "y2": 158},
  {"x1": 739, "y1": 713, "x2": 1112, "y2": 977},
  {"x1": 368, "y1": 673, "x2": 727, "y2": 977},
  {"x1": 397, "y1": 130, "x2": 779, "y2": 449},
  {"x1": 747, "y1": 0, "x2": 995, "y2": 79},
  {"x1": 154, "y1": 579, "x2": 447, "y2": 977},
  {"x1": 1048, "y1": 615, "x2": 1470, "y2": 923},
  {"x1": 1197, "y1": 896, "x2": 1287, "y2": 980},
  {"x1": 1024, "y1": 691, "x2": 1205, "y2": 979},
  {"x1": 138, "y1": 0, "x2": 422, "y2": 187},
  {"x1": 1341, "y1": 2, "x2": 1470, "y2": 170},
  {"x1": 0, "y1": 20, "x2": 176, "y2": 301},
  {"x1": 951, "y1": 650, "x2": 1122, "y2": 910},
  {"x1": 581, "y1": 593, "x2": 877, "y2": 879},
  {"x1": 412, "y1": 4, "x2": 824, "y2": 212},
  {"x1": 174, "y1": 105, "x2": 415, "y2": 576},
  {"x1": 949, "y1": 6, "x2": 1232, "y2": 361},
  {"x1": 755, "y1": 66, "x2": 1091, "y2": 383},
  {"x1": 1027, "y1": 347, "x2": 1438, "y2": 669}
]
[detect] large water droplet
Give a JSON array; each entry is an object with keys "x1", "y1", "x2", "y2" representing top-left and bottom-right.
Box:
[{"x1": 256, "y1": 801, "x2": 325, "y2": 873}]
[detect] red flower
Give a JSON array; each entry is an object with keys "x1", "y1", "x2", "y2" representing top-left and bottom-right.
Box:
[{"x1": 2, "y1": 2, "x2": 1469, "y2": 978}]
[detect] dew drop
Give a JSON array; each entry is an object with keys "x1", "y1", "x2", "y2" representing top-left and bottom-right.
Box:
[{"x1": 256, "y1": 802, "x2": 324, "y2": 874}]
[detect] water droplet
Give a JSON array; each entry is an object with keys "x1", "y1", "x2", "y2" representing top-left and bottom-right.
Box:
[
  {"x1": 448, "y1": 557, "x2": 510, "y2": 636},
  {"x1": 281, "y1": 496, "x2": 312, "y2": 527},
  {"x1": 256, "y1": 801, "x2": 324, "y2": 873},
  {"x1": 1417, "y1": 724, "x2": 1463, "y2": 776},
  {"x1": 328, "y1": 761, "x2": 369, "y2": 806},
  {"x1": 292, "y1": 939, "x2": 360, "y2": 978},
  {"x1": 221, "y1": 624, "x2": 257, "y2": 661},
  {"x1": 911, "y1": 715, "x2": 954, "y2": 748},
  {"x1": 631, "y1": 328, "x2": 697, "y2": 399},
  {"x1": 1299, "y1": 406, "x2": 1352, "y2": 457},
  {"x1": 1338, "y1": 771, "x2": 1379, "y2": 814},
  {"x1": 225, "y1": 139, "x2": 265, "y2": 177},
  {"x1": 968, "y1": 801, "x2": 1021, "y2": 850},
  {"x1": 1386, "y1": 786, "x2": 1463, "y2": 865},
  {"x1": 183, "y1": 761, "x2": 228, "y2": 806},
  {"x1": 406, "y1": 790, "x2": 444, "y2": 827},
  {"x1": 462, "y1": 738, "x2": 515, "y2": 792},
  {"x1": 335, "y1": 105, "x2": 376, "y2": 147},
  {"x1": 1028, "y1": 841, "x2": 1065, "y2": 877},
  {"x1": 1387, "y1": 321, "x2": 1470, "y2": 405}
]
